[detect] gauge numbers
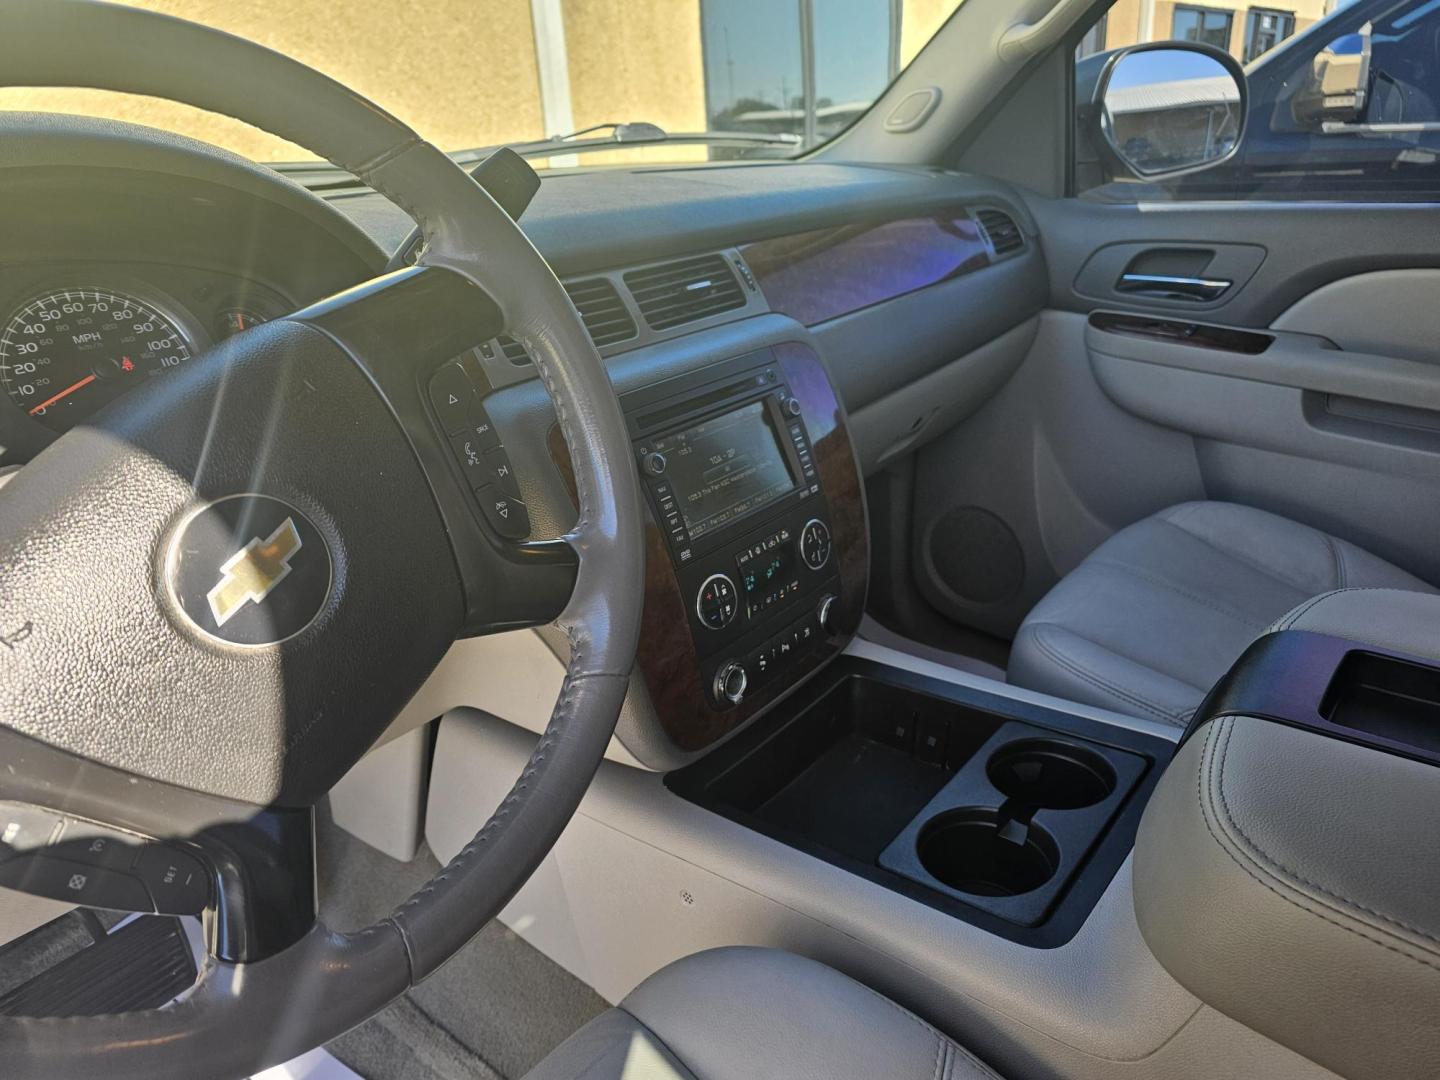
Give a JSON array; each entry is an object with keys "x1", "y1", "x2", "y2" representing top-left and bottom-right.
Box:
[{"x1": 0, "y1": 288, "x2": 194, "y2": 432}]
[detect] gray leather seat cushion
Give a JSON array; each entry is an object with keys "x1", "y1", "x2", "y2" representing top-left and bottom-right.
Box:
[
  {"x1": 523, "y1": 947, "x2": 1002, "y2": 1080},
  {"x1": 1008, "y1": 501, "x2": 1434, "y2": 725}
]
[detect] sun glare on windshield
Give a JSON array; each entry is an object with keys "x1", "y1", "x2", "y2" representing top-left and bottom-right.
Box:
[{"x1": 0, "y1": 0, "x2": 963, "y2": 166}]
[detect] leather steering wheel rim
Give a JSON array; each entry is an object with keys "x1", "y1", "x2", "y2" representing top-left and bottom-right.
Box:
[{"x1": 0, "y1": 2, "x2": 643, "y2": 1076}]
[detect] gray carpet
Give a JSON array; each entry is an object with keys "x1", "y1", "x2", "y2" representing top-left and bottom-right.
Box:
[{"x1": 318, "y1": 807, "x2": 607, "y2": 1080}]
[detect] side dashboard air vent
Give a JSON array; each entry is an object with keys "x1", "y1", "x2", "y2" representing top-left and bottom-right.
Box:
[
  {"x1": 623, "y1": 253, "x2": 746, "y2": 331},
  {"x1": 562, "y1": 277, "x2": 638, "y2": 348},
  {"x1": 495, "y1": 335, "x2": 531, "y2": 366},
  {"x1": 974, "y1": 209, "x2": 1025, "y2": 257}
]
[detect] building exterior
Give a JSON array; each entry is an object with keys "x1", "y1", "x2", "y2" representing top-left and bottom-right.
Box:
[
  {"x1": 0, "y1": 0, "x2": 963, "y2": 164},
  {"x1": 1080, "y1": 0, "x2": 1344, "y2": 64}
]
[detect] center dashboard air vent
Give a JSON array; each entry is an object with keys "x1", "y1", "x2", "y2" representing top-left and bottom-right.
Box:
[
  {"x1": 623, "y1": 253, "x2": 746, "y2": 331},
  {"x1": 562, "y1": 276, "x2": 638, "y2": 347},
  {"x1": 974, "y1": 209, "x2": 1025, "y2": 257}
]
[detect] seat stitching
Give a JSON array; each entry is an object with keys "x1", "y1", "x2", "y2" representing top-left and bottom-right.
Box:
[
  {"x1": 1214, "y1": 719, "x2": 1440, "y2": 950},
  {"x1": 1087, "y1": 558, "x2": 1270, "y2": 629},
  {"x1": 1197, "y1": 719, "x2": 1440, "y2": 976},
  {"x1": 1030, "y1": 624, "x2": 1196, "y2": 724},
  {"x1": 840, "y1": 974, "x2": 1002, "y2": 1079},
  {"x1": 1272, "y1": 586, "x2": 1386, "y2": 632},
  {"x1": 1153, "y1": 516, "x2": 1320, "y2": 596},
  {"x1": 1323, "y1": 534, "x2": 1347, "y2": 589}
]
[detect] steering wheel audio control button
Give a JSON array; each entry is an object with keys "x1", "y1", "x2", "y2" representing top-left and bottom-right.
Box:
[
  {"x1": 482, "y1": 447, "x2": 522, "y2": 498},
  {"x1": 475, "y1": 485, "x2": 531, "y2": 540},
  {"x1": 428, "y1": 362, "x2": 477, "y2": 435}
]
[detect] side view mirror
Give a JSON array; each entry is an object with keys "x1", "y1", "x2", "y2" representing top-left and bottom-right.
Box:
[
  {"x1": 1094, "y1": 42, "x2": 1247, "y2": 181},
  {"x1": 1293, "y1": 26, "x2": 1371, "y2": 130}
]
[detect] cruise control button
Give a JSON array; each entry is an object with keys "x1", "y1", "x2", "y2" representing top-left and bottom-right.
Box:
[
  {"x1": 0, "y1": 803, "x2": 61, "y2": 862},
  {"x1": 55, "y1": 819, "x2": 144, "y2": 871},
  {"x1": 135, "y1": 844, "x2": 210, "y2": 915},
  {"x1": 475, "y1": 485, "x2": 530, "y2": 539},
  {"x1": 0, "y1": 854, "x2": 153, "y2": 912},
  {"x1": 483, "y1": 447, "x2": 522, "y2": 498},
  {"x1": 428, "y1": 363, "x2": 477, "y2": 435}
]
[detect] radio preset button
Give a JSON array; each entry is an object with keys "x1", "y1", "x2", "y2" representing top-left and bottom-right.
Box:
[
  {"x1": 696, "y1": 573, "x2": 738, "y2": 630},
  {"x1": 801, "y1": 518, "x2": 833, "y2": 571}
]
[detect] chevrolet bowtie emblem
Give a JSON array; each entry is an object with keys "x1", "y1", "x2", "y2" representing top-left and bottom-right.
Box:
[{"x1": 206, "y1": 517, "x2": 304, "y2": 627}]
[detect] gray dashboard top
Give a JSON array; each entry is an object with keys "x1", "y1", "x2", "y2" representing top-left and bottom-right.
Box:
[{"x1": 331, "y1": 160, "x2": 1036, "y2": 277}]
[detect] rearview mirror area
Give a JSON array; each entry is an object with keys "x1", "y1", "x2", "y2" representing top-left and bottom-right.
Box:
[{"x1": 1096, "y1": 43, "x2": 1247, "y2": 180}]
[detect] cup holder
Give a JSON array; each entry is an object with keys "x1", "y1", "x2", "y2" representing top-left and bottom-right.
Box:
[
  {"x1": 916, "y1": 809, "x2": 1059, "y2": 897},
  {"x1": 987, "y1": 738, "x2": 1117, "y2": 810}
]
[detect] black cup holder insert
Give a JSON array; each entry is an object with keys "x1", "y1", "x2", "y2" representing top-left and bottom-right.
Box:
[
  {"x1": 987, "y1": 738, "x2": 1117, "y2": 810},
  {"x1": 917, "y1": 809, "x2": 1059, "y2": 897}
]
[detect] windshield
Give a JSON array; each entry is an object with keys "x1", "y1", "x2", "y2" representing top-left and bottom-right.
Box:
[{"x1": 0, "y1": 0, "x2": 964, "y2": 167}]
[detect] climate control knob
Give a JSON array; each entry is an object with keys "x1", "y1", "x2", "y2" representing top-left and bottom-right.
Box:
[
  {"x1": 695, "y1": 572, "x2": 738, "y2": 630},
  {"x1": 714, "y1": 661, "x2": 748, "y2": 705},
  {"x1": 800, "y1": 517, "x2": 832, "y2": 571}
]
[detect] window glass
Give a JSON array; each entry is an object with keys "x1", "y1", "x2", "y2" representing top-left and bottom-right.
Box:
[
  {"x1": 1075, "y1": 0, "x2": 1440, "y2": 201},
  {"x1": 1173, "y1": 5, "x2": 1235, "y2": 50},
  {"x1": 0, "y1": 0, "x2": 963, "y2": 168}
]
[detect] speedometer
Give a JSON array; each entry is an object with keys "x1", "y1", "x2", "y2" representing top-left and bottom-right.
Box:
[{"x1": 0, "y1": 288, "x2": 195, "y2": 432}]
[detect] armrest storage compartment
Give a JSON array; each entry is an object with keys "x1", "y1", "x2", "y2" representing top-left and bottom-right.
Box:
[{"x1": 1135, "y1": 609, "x2": 1440, "y2": 1080}]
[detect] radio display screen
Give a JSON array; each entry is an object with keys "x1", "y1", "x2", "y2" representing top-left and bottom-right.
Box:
[{"x1": 654, "y1": 401, "x2": 795, "y2": 540}]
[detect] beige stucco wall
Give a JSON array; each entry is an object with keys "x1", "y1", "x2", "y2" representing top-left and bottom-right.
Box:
[
  {"x1": 560, "y1": 0, "x2": 706, "y2": 167},
  {"x1": 900, "y1": 0, "x2": 966, "y2": 67},
  {"x1": 1103, "y1": 1, "x2": 1330, "y2": 57},
  {"x1": 1, "y1": 0, "x2": 961, "y2": 166},
  {"x1": 0, "y1": 0, "x2": 546, "y2": 162}
]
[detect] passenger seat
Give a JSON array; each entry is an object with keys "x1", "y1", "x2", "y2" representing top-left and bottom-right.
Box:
[{"x1": 1007, "y1": 501, "x2": 1435, "y2": 726}]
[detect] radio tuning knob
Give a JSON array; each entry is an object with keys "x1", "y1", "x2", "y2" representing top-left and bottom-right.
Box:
[
  {"x1": 783, "y1": 396, "x2": 803, "y2": 418},
  {"x1": 817, "y1": 593, "x2": 837, "y2": 633},
  {"x1": 714, "y1": 661, "x2": 748, "y2": 706}
]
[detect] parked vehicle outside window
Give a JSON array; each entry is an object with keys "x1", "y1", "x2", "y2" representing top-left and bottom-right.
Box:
[{"x1": 1075, "y1": 0, "x2": 1440, "y2": 201}]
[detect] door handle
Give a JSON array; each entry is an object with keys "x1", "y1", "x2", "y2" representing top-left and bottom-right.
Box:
[{"x1": 1116, "y1": 273, "x2": 1232, "y2": 302}]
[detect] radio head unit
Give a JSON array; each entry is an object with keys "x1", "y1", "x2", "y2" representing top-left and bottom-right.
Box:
[{"x1": 623, "y1": 350, "x2": 836, "y2": 711}]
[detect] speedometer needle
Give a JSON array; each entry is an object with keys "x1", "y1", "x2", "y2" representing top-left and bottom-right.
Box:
[{"x1": 29, "y1": 374, "x2": 97, "y2": 415}]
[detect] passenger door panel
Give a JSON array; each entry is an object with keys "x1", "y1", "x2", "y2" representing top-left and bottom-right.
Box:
[{"x1": 906, "y1": 199, "x2": 1440, "y2": 639}]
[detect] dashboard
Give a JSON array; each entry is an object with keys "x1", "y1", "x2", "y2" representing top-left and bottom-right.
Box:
[{"x1": 0, "y1": 112, "x2": 1046, "y2": 765}]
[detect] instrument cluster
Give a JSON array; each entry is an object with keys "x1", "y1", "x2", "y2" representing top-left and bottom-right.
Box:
[{"x1": 0, "y1": 262, "x2": 291, "y2": 438}]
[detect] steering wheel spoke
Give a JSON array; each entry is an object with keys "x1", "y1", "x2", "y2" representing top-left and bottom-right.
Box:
[{"x1": 290, "y1": 265, "x2": 579, "y2": 634}]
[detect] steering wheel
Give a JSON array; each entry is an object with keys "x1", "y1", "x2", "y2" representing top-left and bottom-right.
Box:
[{"x1": 0, "y1": 2, "x2": 643, "y2": 1075}]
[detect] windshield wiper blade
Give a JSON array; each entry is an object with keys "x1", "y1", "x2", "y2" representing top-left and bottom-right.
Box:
[{"x1": 450, "y1": 122, "x2": 801, "y2": 165}]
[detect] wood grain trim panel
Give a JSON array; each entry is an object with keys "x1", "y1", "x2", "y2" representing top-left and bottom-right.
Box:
[
  {"x1": 546, "y1": 341, "x2": 867, "y2": 753},
  {"x1": 740, "y1": 212, "x2": 990, "y2": 327}
]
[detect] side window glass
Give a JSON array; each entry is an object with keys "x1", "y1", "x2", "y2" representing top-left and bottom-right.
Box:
[{"x1": 1074, "y1": 0, "x2": 1440, "y2": 201}]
